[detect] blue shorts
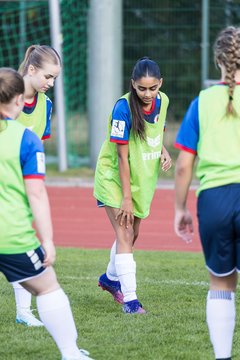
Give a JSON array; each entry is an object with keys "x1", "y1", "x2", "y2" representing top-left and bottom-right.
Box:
[
  {"x1": 97, "y1": 199, "x2": 105, "y2": 207},
  {"x1": 0, "y1": 246, "x2": 46, "y2": 283},
  {"x1": 197, "y1": 184, "x2": 240, "y2": 276}
]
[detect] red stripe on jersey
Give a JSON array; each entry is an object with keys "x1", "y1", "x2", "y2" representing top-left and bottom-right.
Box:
[
  {"x1": 23, "y1": 175, "x2": 45, "y2": 179},
  {"x1": 174, "y1": 143, "x2": 197, "y2": 155},
  {"x1": 42, "y1": 134, "x2": 51, "y2": 140},
  {"x1": 110, "y1": 139, "x2": 128, "y2": 144}
]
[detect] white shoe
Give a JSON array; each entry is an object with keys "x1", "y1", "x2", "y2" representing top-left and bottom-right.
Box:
[
  {"x1": 62, "y1": 349, "x2": 95, "y2": 360},
  {"x1": 16, "y1": 309, "x2": 44, "y2": 327}
]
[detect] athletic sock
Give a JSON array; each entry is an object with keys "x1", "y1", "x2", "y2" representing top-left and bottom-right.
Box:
[
  {"x1": 37, "y1": 288, "x2": 81, "y2": 358},
  {"x1": 206, "y1": 290, "x2": 235, "y2": 360},
  {"x1": 106, "y1": 240, "x2": 118, "y2": 281},
  {"x1": 115, "y1": 253, "x2": 137, "y2": 302},
  {"x1": 12, "y1": 282, "x2": 32, "y2": 312}
]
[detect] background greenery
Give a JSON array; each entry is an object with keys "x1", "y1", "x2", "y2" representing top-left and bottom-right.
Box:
[
  {"x1": 1, "y1": 248, "x2": 239, "y2": 360},
  {"x1": 1, "y1": 1, "x2": 240, "y2": 167}
]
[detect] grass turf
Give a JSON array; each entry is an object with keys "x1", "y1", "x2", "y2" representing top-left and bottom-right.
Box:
[{"x1": 0, "y1": 248, "x2": 239, "y2": 360}]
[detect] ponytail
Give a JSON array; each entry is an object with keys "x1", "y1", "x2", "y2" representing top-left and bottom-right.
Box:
[{"x1": 18, "y1": 44, "x2": 61, "y2": 76}]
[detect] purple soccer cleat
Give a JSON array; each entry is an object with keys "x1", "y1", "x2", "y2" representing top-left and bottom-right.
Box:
[
  {"x1": 123, "y1": 299, "x2": 146, "y2": 314},
  {"x1": 98, "y1": 273, "x2": 124, "y2": 304}
]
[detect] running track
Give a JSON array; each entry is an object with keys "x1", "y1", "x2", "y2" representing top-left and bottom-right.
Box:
[{"x1": 47, "y1": 185, "x2": 202, "y2": 252}]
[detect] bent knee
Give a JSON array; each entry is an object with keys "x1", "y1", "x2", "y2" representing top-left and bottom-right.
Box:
[{"x1": 36, "y1": 283, "x2": 61, "y2": 296}]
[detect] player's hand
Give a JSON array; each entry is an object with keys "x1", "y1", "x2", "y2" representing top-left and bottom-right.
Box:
[
  {"x1": 115, "y1": 198, "x2": 134, "y2": 228},
  {"x1": 161, "y1": 149, "x2": 172, "y2": 172},
  {"x1": 42, "y1": 241, "x2": 56, "y2": 267},
  {"x1": 174, "y1": 209, "x2": 194, "y2": 244}
]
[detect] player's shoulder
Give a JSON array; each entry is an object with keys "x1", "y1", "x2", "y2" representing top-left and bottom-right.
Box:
[
  {"x1": 114, "y1": 97, "x2": 129, "y2": 110},
  {"x1": 22, "y1": 128, "x2": 43, "y2": 148},
  {"x1": 112, "y1": 96, "x2": 130, "y2": 118},
  {"x1": 39, "y1": 92, "x2": 52, "y2": 105},
  {"x1": 199, "y1": 84, "x2": 222, "y2": 98},
  {"x1": 45, "y1": 94, "x2": 52, "y2": 105},
  {"x1": 9, "y1": 120, "x2": 29, "y2": 134},
  {"x1": 159, "y1": 91, "x2": 169, "y2": 102}
]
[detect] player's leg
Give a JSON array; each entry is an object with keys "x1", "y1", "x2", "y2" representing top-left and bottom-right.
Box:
[
  {"x1": 103, "y1": 206, "x2": 145, "y2": 313},
  {"x1": 207, "y1": 273, "x2": 237, "y2": 360},
  {"x1": 198, "y1": 185, "x2": 238, "y2": 360},
  {"x1": 106, "y1": 240, "x2": 118, "y2": 281},
  {"x1": 98, "y1": 239, "x2": 124, "y2": 304},
  {"x1": 103, "y1": 217, "x2": 140, "y2": 281},
  {"x1": 99, "y1": 218, "x2": 141, "y2": 305},
  {"x1": 21, "y1": 267, "x2": 94, "y2": 360},
  {"x1": 0, "y1": 247, "x2": 94, "y2": 360},
  {"x1": 12, "y1": 282, "x2": 43, "y2": 326}
]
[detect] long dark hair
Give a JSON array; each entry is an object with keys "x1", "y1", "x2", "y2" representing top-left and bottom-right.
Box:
[{"x1": 129, "y1": 57, "x2": 161, "y2": 140}]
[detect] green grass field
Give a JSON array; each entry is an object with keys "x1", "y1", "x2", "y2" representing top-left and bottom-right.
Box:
[{"x1": 0, "y1": 248, "x2": 239, "y2": 360}]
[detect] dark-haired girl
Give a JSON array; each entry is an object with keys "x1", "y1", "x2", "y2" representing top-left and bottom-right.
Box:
[{"x1": 94, "y1": 57, "x2": 171, "y2": 314}]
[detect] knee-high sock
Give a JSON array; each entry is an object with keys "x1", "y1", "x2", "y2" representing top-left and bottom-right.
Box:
[
  {"x1": 37, "y1": 288, "x2": 81, "y2": 358},
  {"x1": 106, "y1": 240, "x2": 118, "y2": 281},
  {"x1": 206, "y1": 290, "x2": 235, "y2": 359},
  {"x1": 115, "y1": 253, "x2": 136, "y2": 302},
  {"x1": 12, "y1": 282, "x2": 32, "y2": 312}
]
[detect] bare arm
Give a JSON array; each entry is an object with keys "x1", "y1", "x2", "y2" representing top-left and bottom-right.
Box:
[
  {"x1": 116, "y1": 143, "x2": 134, "y2": 228},
  {"x1": 174, "y1": 151, "x2": 196, "y2": 243},
  {"x1": 24, "y1": 179, "x2": 55, "y2": 266},
  {"x1": 161, "y1": 145, "x2": 172, "y2": 172}
]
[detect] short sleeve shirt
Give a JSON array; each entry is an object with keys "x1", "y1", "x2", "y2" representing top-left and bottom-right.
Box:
[
  {"x1": 20, "y1": 129, "x2": 45, "y2": 179},
  {"x1": 174, "y1": 97, "x2": 199, "y2": 154},
  {"x1": 110, "y1": 94, "x2": 162, "y2": 144}
]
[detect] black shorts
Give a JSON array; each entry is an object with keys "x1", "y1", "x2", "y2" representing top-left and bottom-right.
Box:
[
  {"x1": 0, "y1": 246, "x2": 46, "y2": 283},
  {"x1": 197, "y1": 184, "x2": 240, "y2": 276}
]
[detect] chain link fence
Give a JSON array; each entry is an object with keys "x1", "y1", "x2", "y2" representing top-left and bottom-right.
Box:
[{"x1": 0, "y1": 1, "x2": 240, "y2": 166}]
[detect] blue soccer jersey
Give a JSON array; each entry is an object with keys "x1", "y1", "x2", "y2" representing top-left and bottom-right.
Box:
[
  {"x1": 174, "y1": 96, "x2": 199, "y2": 154},
  {"x1": 110, "y1": 93, "x2": 162, "y2": 144},
  {"x1": 174, "y1": 83, "x2": 240, "y2": 154},
  {"x1": 20, "y1": 128, "x2": 45, "y2": 179},
  {"x1": 23, "y1": 94, "x2": 52, "y2": 140}
]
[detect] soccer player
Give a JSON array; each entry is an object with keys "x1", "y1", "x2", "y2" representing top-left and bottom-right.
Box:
[
  {"x1": 0, "y1": 67, "x2": 94, "y2": 360},
  {"x1": 94, "y1": 57, "x2": 172, "y2": 314},
  {"x1": 174, "y1": 26, "x2": 240, "y2": 360},
  {"x1": 12, "y1": 44, "x2": 61, "y2": 327}
]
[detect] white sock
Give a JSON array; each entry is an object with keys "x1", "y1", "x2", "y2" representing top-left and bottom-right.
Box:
[
  {"x1": 206, "y1": 290, "x2": 235, "y2": 359},
  {"x1": 106, "y1": 240, "x2": 118, "y2": 281},
  {"x1": 37, "y1": 288, "x2": 81, "y2": 358},
  {"x1": 115, "y1": 253, "x2": 137, "y2": 302},
  {"x1": 12, "y1": 282, "x2": 32, "y2": 312}
]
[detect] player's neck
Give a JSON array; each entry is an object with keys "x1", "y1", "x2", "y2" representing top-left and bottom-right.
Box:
[
  {"x1": 220, "y1": 69, "x2": 240, "y2": 83},
  {"x1": 23, "y1": 80, "x2": 37, "y2": 103}
]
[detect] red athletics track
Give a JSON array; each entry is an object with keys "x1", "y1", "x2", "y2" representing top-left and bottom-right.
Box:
[{"x1": 47, "y1": 186, "x2": 202, "y2": 252}]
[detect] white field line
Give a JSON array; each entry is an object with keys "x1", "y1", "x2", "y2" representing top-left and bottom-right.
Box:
[
  {"x1": 63, "y1": 275, "x2": 208, "y2": 287},
  {"x1": 45, "y1": 178, "x2": 199, "y2": 190}
]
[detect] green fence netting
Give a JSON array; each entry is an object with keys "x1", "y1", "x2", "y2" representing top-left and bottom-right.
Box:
[
  {"x1": 1, "y1": 1, "x2": 240, "y2": 167},
  {"x1": 0, "y1": 0, "x2": 88, "y2": 167}
]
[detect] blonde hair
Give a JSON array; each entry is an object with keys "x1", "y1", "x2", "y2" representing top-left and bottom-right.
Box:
[
  {"x1": 19, "y1": 45, "x2": 61, "y2": 76},
  {"x1": 214, "y1": 26, "x2": 240, "y2": 115}
]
